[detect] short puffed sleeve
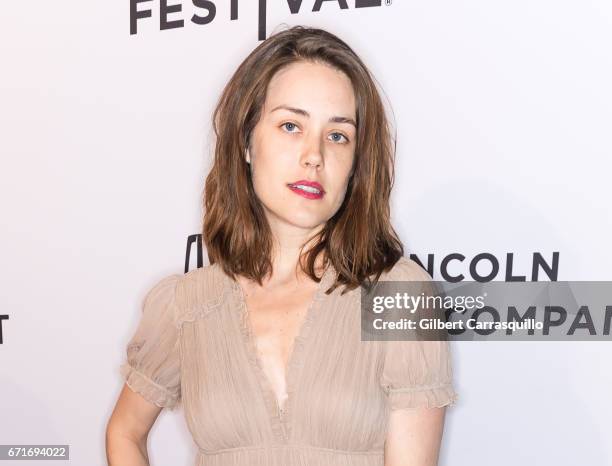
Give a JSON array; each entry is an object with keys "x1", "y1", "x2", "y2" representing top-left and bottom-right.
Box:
[
  {"x1": 119, "y1": 274, "x2": 182, "y2": 410},
  {"x1": 379, "y1": 257, "x2": 459, "y2": 410}
]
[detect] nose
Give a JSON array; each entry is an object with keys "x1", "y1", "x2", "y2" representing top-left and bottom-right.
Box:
[{"x1": 301, "y1": 137, "x2": 324, "y2": 170}]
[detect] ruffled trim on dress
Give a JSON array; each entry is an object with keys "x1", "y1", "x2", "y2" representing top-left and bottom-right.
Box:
[
  {"x1": 175, "y1": 266, "x2": 232, "y2": 330},
  {"x1": 241, "y1": 298, "x2": 286, "y2": 440},
  {"x1": 230, "y1": 263, "x2": 338, "y2": 442},
  {"x1": 383, "y1": 382, "x2": 459, "y2": 410},
  {"x1": 175, "y1": 299, "x2": 227, "y2": 330},
  {"x1": 120, "y1": 362, "x2": 181, "y2": 410},
  {"x1": 176, "y1": 302, "x2": 207, "y2": 328},
  {"x1": 282, "y1": 264, "x2": 338, "y2": 440}
]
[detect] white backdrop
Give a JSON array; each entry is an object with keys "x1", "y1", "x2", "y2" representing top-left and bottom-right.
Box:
[{"x1": 2, "y1": 1, "x2": 611, "y2": 465}]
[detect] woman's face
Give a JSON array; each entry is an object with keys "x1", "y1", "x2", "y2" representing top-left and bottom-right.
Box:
[{"x1": 246, "y1": 60, "x2": 357, "y2": 236}]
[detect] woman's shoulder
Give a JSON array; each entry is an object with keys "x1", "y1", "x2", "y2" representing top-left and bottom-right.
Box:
[
  {"x1": 174, "y1": 263, "x2": 231, "y2": 324},
  {"x1": 379, "y1": 256, "x2": 432, "y2": 282}
]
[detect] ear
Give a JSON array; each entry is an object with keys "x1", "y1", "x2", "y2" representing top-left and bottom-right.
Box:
[{"x1": 245, "y1": 148, "x2": 251, "y2": 164}]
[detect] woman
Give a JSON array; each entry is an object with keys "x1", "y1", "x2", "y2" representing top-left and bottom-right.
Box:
[{"x1": 106, "y1": 25, "x2": 458, "y2": 466}]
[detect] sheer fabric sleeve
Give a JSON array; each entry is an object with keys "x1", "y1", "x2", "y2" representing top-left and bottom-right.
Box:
[
  {"x1": 379, "y1": 257, "x2": 459, "y2": 410},
  {"x1": 119, "y1": 274, "x2": 182, "y2": 410}
]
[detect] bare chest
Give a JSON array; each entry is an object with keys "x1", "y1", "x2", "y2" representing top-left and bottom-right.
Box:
[{"x1": 239, "y1": 280, "x2": 320, "y2": 410}]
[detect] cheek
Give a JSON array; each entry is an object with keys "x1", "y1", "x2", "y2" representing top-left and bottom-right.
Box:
[
  {"x1": 329, "y1": 158, "x2": 354, "y2": 189},
  {"x1": 252, "y1": 134, "x2": 292, "y2": 170},
  {"x1": 250, "y1": 153, "x2": 292, "y2": 201},
  {"x1": 333, "y1": 182, "x2": 350, "y2": 208}
]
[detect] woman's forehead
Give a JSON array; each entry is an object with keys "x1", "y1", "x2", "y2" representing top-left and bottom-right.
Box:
[{"x1": 264, "y1": 63, "x2": 356, "y2": 118}]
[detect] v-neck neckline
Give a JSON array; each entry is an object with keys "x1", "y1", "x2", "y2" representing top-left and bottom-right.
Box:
[{"x1": 219, "y1": 262, "x2": 337, "y2": 442}]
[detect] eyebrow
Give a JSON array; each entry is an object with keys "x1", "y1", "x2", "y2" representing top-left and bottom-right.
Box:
[{"x1": 270, "y1": 105, "x2": 357, "y2": 128}]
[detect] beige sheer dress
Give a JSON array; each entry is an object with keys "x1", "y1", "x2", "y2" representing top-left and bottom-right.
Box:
[{"x1": 119, "y1": 256, "x2": 458, "y2": 466}]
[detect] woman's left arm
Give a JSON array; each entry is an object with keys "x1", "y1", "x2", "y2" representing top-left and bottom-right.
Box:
[
  {"x1": 379, "y1": 258, "x2": 458, "y2": 466},
  {"x1": 384, "y1": 406, "x2": 447, "y2": 466}
]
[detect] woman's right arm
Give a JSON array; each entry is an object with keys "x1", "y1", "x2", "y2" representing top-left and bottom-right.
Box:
[
  {"x1": 105, "y1": 384, "x2": 163, "y2": 466},
  {"x1": 107, "y1": 273, "x2": 183, "y2": 464}
]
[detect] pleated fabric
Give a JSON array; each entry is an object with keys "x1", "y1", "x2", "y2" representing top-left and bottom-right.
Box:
[{"x1": 120, "y1": 256, "x2": 458, "y2": 466}]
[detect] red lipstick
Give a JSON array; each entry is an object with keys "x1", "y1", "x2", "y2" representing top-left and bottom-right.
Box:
[{"x1": 286, "y1": 180, "x2": 325, "y2": 200}]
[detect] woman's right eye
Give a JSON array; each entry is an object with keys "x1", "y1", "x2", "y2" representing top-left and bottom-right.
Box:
[{"x1": 281, "y1": 122, "x2": 299, "y2": 133}]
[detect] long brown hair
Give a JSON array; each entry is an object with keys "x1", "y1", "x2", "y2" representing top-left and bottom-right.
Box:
[{"x1": 202, "y1": 25, "x2": 404, "y2": 295}]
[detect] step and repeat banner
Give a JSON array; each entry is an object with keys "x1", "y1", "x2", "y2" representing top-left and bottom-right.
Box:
[{"x1": 2, "y1": 1, "x2": 611, "y2": 465}]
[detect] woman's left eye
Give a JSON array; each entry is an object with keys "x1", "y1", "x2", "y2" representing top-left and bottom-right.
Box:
[{"x1": 329, "y1": 132, "x2": 349, "y2": 144}]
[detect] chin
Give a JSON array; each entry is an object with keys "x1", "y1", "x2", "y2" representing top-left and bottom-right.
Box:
[
  {"x1": 281, "y1": 212, "x2": 328, "y2": 230},
  {"x1": 288, "y1": 218, "x2": 326, "y2": 230}
]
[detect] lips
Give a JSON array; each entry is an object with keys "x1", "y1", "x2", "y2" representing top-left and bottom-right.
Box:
[{"x1": 287, "y1": 179, "x2": 325, "y2": 200}]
